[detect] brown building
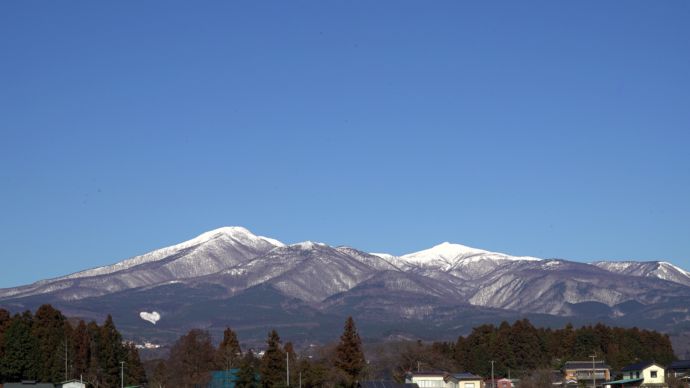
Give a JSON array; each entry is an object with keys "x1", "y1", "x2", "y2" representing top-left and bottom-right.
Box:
[{"x1": 563, "y1": 360, "x2": 611, "y2": 387}]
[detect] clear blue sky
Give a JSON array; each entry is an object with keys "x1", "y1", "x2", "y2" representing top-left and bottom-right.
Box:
[{"x1": 1, "y1": 1, "x2": 689, "y2": 288}]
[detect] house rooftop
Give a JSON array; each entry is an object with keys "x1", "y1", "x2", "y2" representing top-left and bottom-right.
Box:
[
  {"x1": 621, "y1": 361, "x2": 663, "y2": 371},
  {"x1": 359, "y1": 382, "x2": 419, "y2": 388},
  {"x1": 668, "y1": 360, "x2": 690, "y2": 370},
  {"x1": 4, "y1": 382, "x2": 55, "y2": 388},
  {"x1": 564, "y1": 361, "x2": 610, "y2": 370},
  {"x1": 450, "y1": 372, "x2": 483, "y2": 380},
  {"x1": 409, "y1": 371, "x2": 448, "y2": 376},
  {"x1": 607, "y1": 377, "x2": 644, "y2": 385}
]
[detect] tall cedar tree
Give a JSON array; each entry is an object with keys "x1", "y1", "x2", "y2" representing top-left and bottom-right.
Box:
[
  {"x1": 72, "y1": 320, "x2": 91, "y2": 380},
  {"x1": 0, "y1": 308, "x2": 11, "y2": 381},
  {"x1": 99, "y1": 315, "x2": 126, "y2": 388},
  {"x1": 334, "y1": 316, "x2": 366, "y2": 387},
  {"x1": 149, "y1": 359, "x2": 168, "y2": 388},
  {"x1": 124, "y1": 342, "x2": 147, "y2": 386},
  {"x1": 216, "y1": 327, "x2": 242, "y2": 370},
  {"x1": 236, "y1": 352, "x2": 260, "y2": 388},
  {"x1": 260, "y1": 329, "x2": 286, "y2": 388},
  {"x1": 167, "y1": 329, "x2": 216, "y2": 388},
  {"x1": 85, "y1": 320, "x2": 103, "y2": 387},
  {"x1": 0, "y1": 311, "x2": 39, "y2": 382},
  {"x1": 33, "y1": 304, "x2": 68, "y2": 383},
  {"x1": 297, "y1": 358, "x2": 330, "y2": 388}
]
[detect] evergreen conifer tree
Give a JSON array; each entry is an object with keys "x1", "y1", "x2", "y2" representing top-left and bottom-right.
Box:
[
  {"x1": 0, "y1": 308, "x2": 11, "y2": 382},
  {"x1": 99, "y1": 315, "x2": 126, "y2": 388},
  {"x1": 32, "y1": 304, "x2": 67, "y2": 383},
  {"x1": 216, "y1": 327, "x2": 242, "y2": 370},
  {"x1": 167, "y1": 329, "x2": 215, "y2": 387},
  {"x1": 149, "y1": 359, "x2": 168, "y2": 388},
  {"x1": 334, "y1": 316, "x2": 365, "y2": 387},
  {"x1": 0, "y1": 312, "x2": 39, "y2": 382},
  {"x1": 124, "y1": 342, "x2": 147, "y2": 386},
  {"x1": 84, "y1": 321, "x2": 103, "y2": 387},
  {"x1": 72, "y1": 320, "x2": 91, "y2": 380},
  {"x1": 237, "y1": 352, "x2": 260, "y2": 388},
  {"x1": 259, "y1": 329, "x2": 286, "y2": 388}
]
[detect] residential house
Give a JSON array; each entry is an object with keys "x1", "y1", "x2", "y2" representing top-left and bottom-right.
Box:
[
  {"x1": 406, "y1": 371, "x2": 448, "y2": 388},
  {"x1": 405, "y1": 371, "x2": 484, "y2": 388},
  {"x1": 446, "y1": 372, "x2": 483, "y2": 388},
  {"x1": 56, "y1": 380, "x2": 85, "y2": 388},
  {"x1": 494, "y1": 378, "x2": 513, "y2": 388},
  {"x1": 4, "y1": 382, "x2": 55, "y2": 388},
  {"x1": 563, "y1": 360, "x2": 611, "y2": 387},
  {"x1": 667, "y1": 360, "x2": 690, "y2": 381},
  {"x1": 483, "y1": 377, "x2": 514, "y2": 388},
  {"x1": 358, "y1": 381, "x2": 419, "y2": 388},
  {"x1": 607, "y1": 361, "x2": 668, "y2": 388}
]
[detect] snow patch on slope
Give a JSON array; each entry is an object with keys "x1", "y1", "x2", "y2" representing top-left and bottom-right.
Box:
[
  {"x1": 139, "y1": 311, "x2": 161, "y2": 325},
  {"x1": 371, "y1": 253, "x2": 396, "y2": 261}
]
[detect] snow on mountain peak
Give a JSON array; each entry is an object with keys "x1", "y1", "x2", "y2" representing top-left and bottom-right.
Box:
[
  {"x1": 53, "y1": 226, "x2": 284, "y2": 282},
  {"x1": 400, "y1": 242, "x2": 489, "y2": 264},
  {"x1": 396, "y1": 242, "x2": 541, "y2": 273},
  {"x1": 431, "y1": 242, "x2": 488, "y2": 256},
  {"x1": 659, "y1": 261, "x2": 690, "y2": 276},
  {"x1": 199, "y1": 226, "x2": 286, "y2": 247},
  {"x1": 290, "y1": 241, "x2": 327, "y2": 250}
]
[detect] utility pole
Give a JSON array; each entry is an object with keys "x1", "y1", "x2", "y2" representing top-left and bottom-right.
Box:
[
  {"x1": 120, "y1": 361, "x2": 125, "y2": 388},
  {"x1": 590, "y1": 355, "x2": 596, "y2": 388},
  {"x1": 65, "y1": 341, "x2": 68, "y2": 381},
  {"x1": 286, "y1": 351, "x2": 290, "y2": 387},
  {"x1": 299, "y1": 371, "x2": 302, "y2": 388},
  {"x1": 491, "y1": 360, "x2": 495, "y2": 388}
]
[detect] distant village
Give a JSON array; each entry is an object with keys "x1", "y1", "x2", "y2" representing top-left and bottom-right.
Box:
[
  {"x1": 398, "y1": 359, "x2": 690, "y2": 388},
  {"x1": 1, "y1": 356, "x2": 688, "y2": 388}
]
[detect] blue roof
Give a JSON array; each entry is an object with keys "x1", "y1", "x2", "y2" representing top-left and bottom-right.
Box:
[
  {"x1": 607, "y1": 377, "x2": 644, "y2": 385},
  {"x1": 669, "y1": 360, "x2": 690, "y2": 370},
  {"x1": 451, "y1": 372, "x2": 482, "y2": 380},
  {"x1": 359, "y1": 382, "x2": 419, "y2": 388},
  {"x1": 621, "y1": 361, "x2": 656, "y2": 371}
]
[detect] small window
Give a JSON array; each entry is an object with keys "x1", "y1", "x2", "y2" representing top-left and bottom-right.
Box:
[{"x1": 651, "y1": 371, "x2": 657, "y2": 378}]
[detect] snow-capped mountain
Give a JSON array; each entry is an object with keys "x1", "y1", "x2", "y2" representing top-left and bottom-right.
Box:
[
  {"x1": 0, "y1": 227, "x2": 283, "y2": 301},
  {"x1": 395, "y1": 242, "x2": 540, "y2": 279},
  {"x1": 591, "y1": 260, "x2": 690, "y2": 288},
  {"x1": 1, "y1": 226, "x2": 689, "y2": 350}
]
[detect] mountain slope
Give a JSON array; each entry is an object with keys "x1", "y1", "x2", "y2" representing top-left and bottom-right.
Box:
[
  {"x1": 592, "y1": 261, "x2": 690, "y2": 288},
  {"x1": 0, "y1": 227, "x2": 283, "y2": 301},
  {"x1": 396, "y1": 242, "x2": 541, "y2": 280},
  {"x1": 1, "y1": 226, "x2": 689, "y2": 350}
]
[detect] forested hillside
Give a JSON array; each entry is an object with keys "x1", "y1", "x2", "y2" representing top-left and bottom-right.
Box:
[
  {"x1": 367, "y1": 319, "x2": 676, "y2": 379},
  {"x1": 0, "y1": 305, "x2": 146, "y2": 386}
]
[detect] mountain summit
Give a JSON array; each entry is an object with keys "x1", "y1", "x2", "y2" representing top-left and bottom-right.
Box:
[{"x1": 1, "y1": 227, "x2": 689, "y2": 351}]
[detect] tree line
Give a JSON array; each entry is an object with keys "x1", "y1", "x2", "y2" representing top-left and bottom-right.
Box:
[
  {"x1": 365, "y1": 319, "x2": 676, "y2": 381},
  {"x1": 0, "y1": 305, "x2": 146, "y2": 387},
  {"x1": 148, "y1": 316, "x2": 366, "y2": 388},
  {"x1": 1, "y1": 305, "x2": 677, "y2": 387}
]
